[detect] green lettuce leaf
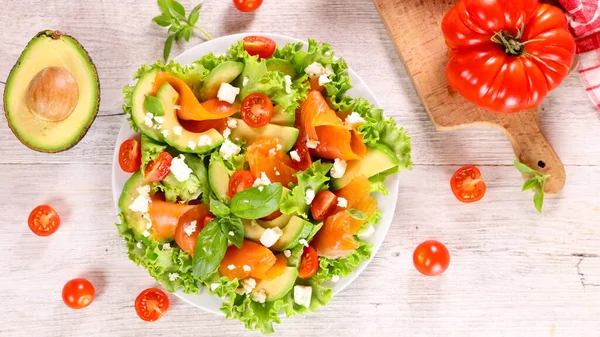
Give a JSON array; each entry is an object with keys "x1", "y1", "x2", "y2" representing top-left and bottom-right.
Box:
[
  {"x1": 357, "y1": 209, "x2": 382, "y2": 234},
  {"x1": 122, "y1": 85, "x2": 138, "y2": 132},
  {"x1": 140, "y1": 133, "x2": 167, "y2": 170},
  {"x1": 312, "y1": 240, "x2": 373, "y2": 283},
  {"x1": 154, "y1": 153, "x2": 207, "y2": 203},
  {"x1": 211, "y1": 151, "x2": 247, "y2": 177},
  {"x1": 280, "y1": 161, "x2": 332, "y2": 218}
]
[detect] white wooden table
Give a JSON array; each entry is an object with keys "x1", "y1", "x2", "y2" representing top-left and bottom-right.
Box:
[{"x1": 1, "y1": 1, "x2": 599, "y2": 336}]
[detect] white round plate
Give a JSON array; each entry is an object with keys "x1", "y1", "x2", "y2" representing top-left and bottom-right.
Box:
[{"x1": 112, "y1": 33, "x2": 399, "y2": 315}]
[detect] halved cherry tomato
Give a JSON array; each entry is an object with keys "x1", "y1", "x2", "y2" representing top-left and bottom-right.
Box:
[
  {"x1": 450, "y1": 166, "x2": 486, "y2": 203},
  {"x1": 290, "y1": 143, "x2": 313, "y2": 171},
  {"x1": 203, "y1": 214, "x2": 215, "y2": 227},
  {"x1": 149, "y1": 200, "x2": 196, "y2": 241},
  {"x1": 311, "y1": 190, "x2": 338, "y2": 221},
  {"x1": 119, "y1": 138, "x2": 142, "y2": 173},
  {"x1": 135, "y1": 288, "x2": 170, "y2": 322},
  {"x1": 228, "y1": 170, "x2": 255, "y2": 198},
  {"x1": 413, "y1": 240, "x2": 450, "y2": 276},
  {"x1": 28, "y1": 205, "x2": 60, "y2": 236},
  {"x1": 174, "y1": 205, "x2": 210, "y2": 256},
  {"x1": 299, "y1": 246, "x2": 319, "y2": 279},
  {"x1": 243, "y1": 36, "x2": 275, "y2": 59},
  {"x1": 261, "y1": 210, "x2": 282, "y2": 221},
  {"x1": 62, "y1": 278, "x2": 95, "y2": 309},
  {"x1": 241, "y1": 93, "x2": 273, "y2": 128},
  {"x1": 145, "y1": 152, "x2": 173, "y2": 182}
]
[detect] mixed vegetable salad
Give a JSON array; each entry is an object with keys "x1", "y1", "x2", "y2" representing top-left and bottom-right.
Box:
[{"x1": 116, "y1": 36, "x2": 412, "y2": 333}]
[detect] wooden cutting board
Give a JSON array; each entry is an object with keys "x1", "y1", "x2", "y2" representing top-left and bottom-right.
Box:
[{"x1": 372, "y1": 0, "x2": 566, "y2": 194}]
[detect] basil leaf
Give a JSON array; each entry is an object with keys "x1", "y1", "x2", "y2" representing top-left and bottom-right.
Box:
[
  {"x1": 188, "y1": 3, "x2": 202, "y2": 25},
  {"x1": 210, "y1": 198, "x2": 230, "y2": 217},
  {"x1": 533, "y1": 188, "x2": 544, "y2": 213},
  {"x1": 192, "y1": 221, "x2": 227, "y2": 280},
  {"x1": 346, "y1": 209, "x2": 368, "y2": 221},
  {"x1": 219, "y1": 216, "x2": 244, "y2": 248},
  {"x1": 513, "y1": 159, "x2": 537, "y2": 175},
  {"x1": 144, "y1": 95, "x2": 164, "y2": 116},
  {"x1": 521, "y1": 177, "x2": 539, "y2": 192},
  {"x1": 168, "y1": 0, "x2": 186, "y2": 20},
  {"x1": 157, "y1": 0, "x2": 171, "y2": 15},
  {"x1": 230, "y1": 183, "x2": 283, "y2": 219},
  {"x1": 163, "y1": 34, "x2": 174, "y2": 61},
  {"x1": 182, "y1": 26, "x2": 193, "y2": 42},
  {"x1": 152, "y1": 15, "x2": 172, "y2": 27}
]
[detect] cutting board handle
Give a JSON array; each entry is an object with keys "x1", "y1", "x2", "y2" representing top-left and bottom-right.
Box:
[{"x1": 496, "y1": 109, "x2": 565, "y2": 194}]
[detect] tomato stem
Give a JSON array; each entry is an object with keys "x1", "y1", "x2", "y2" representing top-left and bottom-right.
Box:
[{"x1": 491, "y1": 23, "x2": 543, "y2": 56}]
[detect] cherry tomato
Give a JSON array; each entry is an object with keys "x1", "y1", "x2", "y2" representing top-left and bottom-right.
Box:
[
  {"x1": 261, "y1": 210, "x2": 282, "y2": 221},
  {"x1": 174, "y1": 206, "x2": 209, "y2": 256},
  {"x1": 119, "y1": 138, "x2": 142, "y2": 173},
  {"x1": 311, "y1": 191, "x2": 338, "y2": 221},
  {"x1": 28, "y1": 205, "x2": 60, "y2": 236},
  {"x1": 299, "y1": 246, "x2": 319, "y2": 279},
  {"x1": 203, "y1": 214, "x2": 215, "y2": 227},
  {"x1": 413, "y1": 240, "x2": 450, "y2": 276},
  {"x1": 450, "y1": 165, "x2": 487, "y2": 203},
  {"x1": 145, "y1": 152, "x2": 173, "y2": 182},
  {"x1": 241, "y1": 93, "x2": 273, "y2": 128},
  {"x1": 62, "y1": 278, "x2": 95, "y2": 309},
  {"x1": 243, "y1": 36, "x2": 276, "y2": 59},
  {"x1": 290, "y1": 143, "x2": 313, "y2": 171},
  {"x1": 135, "y1": 288, "x2": 170, "y2": 322},
  {"x1": 228, "y1": 170, "x2": 255, "y2": 198}
]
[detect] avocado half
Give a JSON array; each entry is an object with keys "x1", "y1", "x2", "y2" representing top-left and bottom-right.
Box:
[{"x1": 4, "y1": 30, "x2": 100, "y2": 153}]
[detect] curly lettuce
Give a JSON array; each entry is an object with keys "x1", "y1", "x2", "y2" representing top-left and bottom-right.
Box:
[
  {"x1": 280, "y1": 161, "x2": 332, "y2": 218},
  {"x1": 313, "y1": 240, "x2": 373, "y2": 283}
]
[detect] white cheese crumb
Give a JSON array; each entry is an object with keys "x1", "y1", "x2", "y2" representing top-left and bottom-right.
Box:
[
  {"x1": 146, "y1": 221, "x2": 152, "y2": 229},
  {"x1": 330, "y1": 158, "x2": 347, "y2": 178},
  {"x1": 299, "y1": 239, "x2": 309, "y2": 247},
  {"x1": 294, "y1": 285, "x2": 312, "y2": 308},
  {"x1": 172, "y1": 126, "x2": 183, "y2": 136},
  {"x1": 276, "y1": 144, "x2": 282, "y2": 151},
  {"x1": 198, "y1": 135, "x2": 213, "y2": 147},
  {"x1": 144, "y1": 113, "x2": 154, "y2": 127},
  {"x1": 306, "y1": 139, "x2": 320, "y2": 149},
  {"x1": 304, "y1": 62, "x2": 326, "y2": 77},
  {"x1": 337, "y1": 197, "x2": 348, "y2": 208},
  {"x1": 242, "y1": 77, "x2": 249, "y2": 87},
  {"x1": 275, "y1": 171, "x2": 281, "y2": 176},
  {"x1": 128, "y1": 185, "x2": 152, "y2": 214},
  {"x1": 268, "y1": 148, "x2": 277, "y2": 156},
  {"x1": 228, "y1": 231, "x2": 235, "y2": 236},
  {"x1": 168, "y1": 273, "x2": 179, "y2": 281},
  {"x1": 344, "y1": 112, "x2": 366, "y2": 128},
  {"x1": 358, "y1": 225, "x2": 375, "y2": 239},
  {"x1": 241, "y1": 278, "x2": 257, "y2": 295},
  {"x1": 220, "y1": 139, "x2": 241, "y2": 160},
  {"x1": 136, "y1": 242, "x2": 144, "y2": 249},
  {"x1": 162, "y1": 243, "x2": 171, "y2": 250},
  {"x1": 284, "y1": 75, "x2": 292, "y2": 94},
  {"x1": 184, "y1": 220, "x2": 197, "y2": 236},
  {"x1": 153, "y1": 116, "x2": 164, "y2": 124},
  {"x1": 258, "y1": 186, "x2": 264, "y2": 192},
  {"x1": 325, "y1": 64, "x2": 334, "y2": 76},
  {"x1": 142, "y1": 230, "x2": 151, "y2": 237},
  {"x1": 223, "y1": 128, "x2": 231, "y2": 139},
  {"x1": 173, "y1": 105, "x2": 181, "y2": 111},
  {"x1": 253, "y1": 172, "x2": 271, "y2": 187},
  {"x1": 290, "y1": 150, "x2": 301, "y2": 162},
  {"x1": 305, "y1": 189, "x2": 315, "y2": 205},
  {"x1": 252, "y1": 289, "x2": 267, "y2": 303},
  {"x1": 260, "y1": 227, "x2": 283, "y2": 248},
  {"x1": 210, "y1": 283, "x2": 220, "y2": 291},
  {"x1": 318, "y1": 74, "x2": 332, "y2": 86},
  {"x1": 227, "y1": 264, "x2": 236, "y2": 270},
  {"x1": 161, "y1": 129, "x2": 169, "y2": 138},
  {"x1": 283, "y1": 250, "x2": 291, "y2": 258},
  {"x1": 169, "y1": 154, "x2": 193, "y2": 182},
  {"x1": 188, "y1": 141, "x2": 196, "y2": 150},
  {"x1": 217, "y1": 82, "x2": 240, "y2": 104},
  {"x1": 227, "y1": 119, "x2": 238, "y2": 129},
  {"x1": 331, "y1": 275, "x2": 340, "y2": 283},
  {"x1": 242, "y1": 265, "x2": 252, "y2": 272}
]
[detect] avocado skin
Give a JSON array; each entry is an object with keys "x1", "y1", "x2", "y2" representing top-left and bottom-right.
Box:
[{"x1": 4, "y1": 30, "x2": 101, "y2": 153}]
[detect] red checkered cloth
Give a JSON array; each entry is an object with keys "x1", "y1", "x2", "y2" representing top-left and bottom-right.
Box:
[{"x1": 559, "y1": 0, "x2": 600, "y2": 109}]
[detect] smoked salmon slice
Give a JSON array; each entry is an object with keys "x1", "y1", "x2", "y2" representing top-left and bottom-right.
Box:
[
  {"x1": 334, "y1": 174, "x2": 372, "y2": 208},
  {"x1": 262, "y1": 254, "x2": 287, "y2": 281},
  {"x1": 219, "y1": 240, "x2": 277, "y2": 280},
  {"x1": 246, "y1": 136, "x2": 298, "y2": 187},
  {"x1": 148, "y1": 199, "x2": 197, "y2": 241}
]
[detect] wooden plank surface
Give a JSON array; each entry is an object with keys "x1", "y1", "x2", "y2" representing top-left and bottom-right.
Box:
[{"x1": 1, "y1": 1, "x2": 599, "y2": 336}]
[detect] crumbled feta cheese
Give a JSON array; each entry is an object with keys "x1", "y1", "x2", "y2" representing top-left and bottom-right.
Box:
[
  {"x1": 227, "y1": 264, "x2": 236, "y2": 270},
  {"x1": 168, "y1": 273, "x2": 179, "y2": 281},
  {"x1": 358, "y1": 225, "x2": 375, "y2": 239},
  {"x1": 269, "y1": 148, "x2": 277, "y2": 156},
  {"x1": 162, "y1": 243, "x2": 171, "y2": 250},
  {"x1": 276, "y1": 144, "x2": 282, "y2": 151},
  {"x1": 242, "y1": 265, "x2": 252, "y2": 272},
  {"x1": 154, "y1": 123, "x2": 162, "y2": 130},
  {"x1": 184, "y1": 220, "x2": 197, "y2": 236},
  {"x1": 169, "y1": 154, "x2": 193, "y2": 182},
  {"x1": 318, "y1": 74, "x2": 332, "y2": 86},
  {"x1": 228, "y1": 231, "x2": 235, "y2": 236},
  {"x1": 227, "y1": 119, "x2": 238, "y2": 129},
  {"x1": 220, "y1": 139, "x2": 241, "y2": 160},
  {"x1": 172, "y1": 126, "x2": 183, "y2": 136},
  {"x1": 210, "y1": 283, "x2": 220, "y2": 291},
  {"x1": 242, "y1": 77, "x2": 249, "y2": 87},
  {"x1": 306, "y1": 139, "x2": 319, "y2": 148},
  {"x1": 260, "y1": 227, "x2": 283, "y2": 248},
  {"x1": 198, "y1": 135, "x2": 213, "y2": 147},
  {"x1": 146, "y1": 222, "x2": 152, "y2": 229},
  {"x1": 294, "y1": 285, "x2": 312, "y2": 308},
  {"x1": 153, "y1": 116, "x2": 164, "y2": 124},
  {"x1": 252, "y1": 289, "x2": 267, "y2": 303},
  {"x1": 284, "y1": 75, "x2": 292, "y2": 94},
  {"x1": 290, "y1": 150, "x2": 301, "y2": 162},
  {"x1": 258, "y1": 186, "x2": 264, "y2": 192},
  {"x1": 188, "y1": 141, "x2": 196, "y2": 150},
  {"x1": 283, "y1": 250, "x2": 291, "y2": 258},
  {"x1": 142, "y1": 230, "x2": 151, "y2": 237},
  {"x1": 305, "y1": 189, "x2": 315, "y2": 204},
  {"x1": 223, "y1": 128, "x2": 231, "y2": 139},
  {"x1": 253, "y1": 172, "x2": 271, "y2": 187},
  {"x1": 173, "y1": 105, "x2": 181, "y2": 111},
  {"x1": 344, "y1": 112, "x2": 366, "y2": 128},
  {"x1": 136, "y1": 242, "x2": 144, "y2": 249},
  {"x1": 161, "y1": 130, "x2": 169, "y2": 138},
  {"x1": 128, "y1": 185, "x2": 152, "y2": 214},
  {"x1": 305, "y1": 62, "x2": 326, "y2": 77},
  {"x1": 337, "y1": 197, "x2": 348, "y2": 208},
  {"x1": 241, "y1": 278, "x2": 257, "y2": 294},
  {"x1": 217, "y1": 83, "x2": 240, "y2": 104},
  {"x1": 275, "y1": 171, "x2": 281, "y2": 176},
  {"x1": 330, "y1": 158, "x2": 347, "y2": 178},
  {"x1": 299, "y1": 239, "x2": 309, "y2": 247},
  {"x1": 325, "y1": 64, "x2": 334, "y2": 76},
  {"x1": 331, "y1": 275, "x2": 340, "y2": 283},
  {"x1": 144, "y1": 113, "x2": 154, "y2": 127}
]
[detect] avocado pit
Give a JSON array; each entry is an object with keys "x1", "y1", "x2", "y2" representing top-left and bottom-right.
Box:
[{"x1": 26, "y1": 66, "x2": 79, "y2": 122}]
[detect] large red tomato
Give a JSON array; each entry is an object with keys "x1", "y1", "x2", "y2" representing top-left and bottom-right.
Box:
[{"x1": 442, "y1": 0, "x2": 576, "y2": 113}]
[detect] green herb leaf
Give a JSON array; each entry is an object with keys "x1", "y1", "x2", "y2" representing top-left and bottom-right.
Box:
[
  {"x1": 163, "y1": 34, "x2": 174, "y2": 61},
  {"x1": 513, "y1": 159, "x2": 538, "y2": 175},
  {"x1": 157, "y1": 0, "x2": 170, "y2": 15},
  {"x1": 192, "y1": 220, "x2": 227, "y2": 280},
  {"x1": 188, "y1": 3, "x2": 202, "y2": 24},
  {"x1": 143, "y1": 95, "x2": 164, "y2": 116},
  {"x1": 152, "y1": 15, "x2": 172, "y2": 27},
  {"x1": 218, "y1": 216, "x2": 244, "y2": 248},
  {"x1": 182, "y1": 26, "x2": 193, "y2": 42},
  {"x1": 514, "y1": 159, "x2": 550, "y2": 213},
  {"x1": 346, "y1": 209, "x2": 368, "y2": 221},
  {"x1": 533, "y1": 188, "x2": 544, "y2": 213},
  {"x1": 210, "y1": 198, "x2": 230, "y2": 218},
  {"x1": 230, "y1": 183, "x2": 283, "y2": 219},
  {"x1": 521, "y1": 177, "x2": 539, "y2": 192},
  {"x1": 168, "y1": 0, "x2": 186, "y2": 20}
]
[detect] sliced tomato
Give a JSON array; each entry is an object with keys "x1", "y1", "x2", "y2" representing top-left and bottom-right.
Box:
[
  {"x1": 246, "y1": 136, "x2": 298, "y2": 187},
  {"x1": 148, "y1": 200, "x2": 196, "y2": 241},
  {"x1": 62, "y1": 278, "x2": 95, "y2": 309},
  {"x1": 261, "y1": 210, "x2": 282, "y2": 221},
  {"x1": 241, "y1": 93, "x2": 273, "y2": 128},
  {"x1": 219, "y1": 240, "x2": 277, "y2": 280},
  {"x1": 28, "y1": 205, "x2": 60, "y2": 236},
  {"x1": 289, "y1": 143, "x2": 313, "y2": 171},
  {"x1": 144, "y1": 152, "x2": 173, "y2": 182},
  {"x1": 228, "y1": 170, "x2": 255, "y2": 198},
  {"x1": 174, "y1": 205, "x2": 210, "y2": 256},
  {"x1": 450, "y1": 166, "x2": 487, "y2": 203},
  {"x1": 299, "y1": 246, "x2": 319, "y2": 279},
  {"x1": 119, "y1": 138, "x2": 142, "y2": 173},
  {"x1": 135, "y1": 288, "x2": 170, "y2": 322},
  {"x1": 311, "y1": 190, "x2": 338, "y2": 221},
  {"x1": 243, "y1": 36, "x2": 276, "y2": 59},
  {"x1": 262, "y1": 254, "x2": 287, "y2": 281},
  {"x1": 179, "y1": 118, "x2": 228, "y2": 134},
  {"x1": 203, "y1": 214, "x2": 215, "y2": 227}
]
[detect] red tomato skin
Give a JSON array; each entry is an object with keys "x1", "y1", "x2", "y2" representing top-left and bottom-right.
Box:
[
  {"x1": 442, "y1": 1, "x2": 575, "y2": 113},
  {"x1": 243, "y1": 36, "x2": 276, "y2": 59},
  {"x1": 241, "y1": 93, "x2": 274, "y2": 128},
  {"x1": 28, "y1": 205, "x2": 60, "y2": 236},
  {"x1": 299, "y1": 246, "x2": 319, "y2": 279},
  {"x1": 174, "y1": 205, "x2": 210, "y2": 256},
  {"x1": 233, "y1": 0, "x2": 263, "y2": 12},
  {"x1": 144, "y1": 152, "x2": 173, "y2": 182},
  {"x1": 311, "y1": 190, "x2": 338, "y2": 221},
  {"x1": 228, "y1": 170, "x2": 256, "y2": 198},
  {"x1": 413, "y1": 240, "x2": 450, "y2": 276},
  {"x1": 62, "y1": 278, "x2": 95, "y2": 309},
  {"x1": 135, "y1": 288, "x2": 170, "y2": 322},
  {"x1": 119, "y1": 138, "x2": 142, "y2": 173},
  {"x1": 290, "y1": 143, "x2": 313, "y2": 171},
  {"x1": 450, "y1": 165, "x2": 487, "y2": 203}
]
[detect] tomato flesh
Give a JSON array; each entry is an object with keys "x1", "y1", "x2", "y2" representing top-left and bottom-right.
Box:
[
  {"x1": 450, "y1": 165, "x2": 486, "y2": 203},
  {"x1": 174, "y1": 205, "x2": 210, "y2": 256},
  {"x1": 311, "y1": 190, "x2": 338, "y2": 221},
  {"x1": 28, "y1": 205, "x2": 60, "y2": 236},
  {"x1": 145, "y1": 152, "x2": 173, "y2": 182},
  {"x1": 243, "y1": 36, "x2": 276, "y2": 58},
  {"x1": 241, "y1": 93, "x2": 273, "y2": 128},
  {"x1": 299, "y1": 246, "x2": 319, "y2": 279},
  {"x1": 290, "y1": 143, "x2": 313, "y2": 171},
  {"x1": 62, "y1": 278, "x2": 95, "y2": 309},
  {"x1": 413, "y1": 240, "x2": 450, "y2": 276},
  {"x1": 135, "y1": 288, "x2": 170, "y2": 322},
  {"x1": 119, "y1": 138, "x2": 142, "y2": 173},
  {"x1": 228, "y1": 170, "x2": 255, "y2": 198}
]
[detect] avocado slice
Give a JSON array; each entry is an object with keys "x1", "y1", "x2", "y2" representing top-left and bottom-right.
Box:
[
  {"x1": 130, "y1": 70, "x2": 162, "y2": 140},
  {"x1": 331, "y1": 144, "x2": 400, "y2": 190},
  {"x1": 199, "y1": 61, "x2": 244, "y2": 101},
  {"x1": 243, "y1": 219, "x2": 266, "y2": 242},
  {"x1": 253, "y1": 267, "x2": 298, "y2": 302},
  {"x1": 266, "y1": 59, "x2": 296, "y2": 79},
  {"x1": 4, "y1": 30, "x2": 100, "y2": 152},
  {"x1": 229, "y1": 118, "x2": 299, "y2": 153},
  {"x1": 272, "y1": 216, "x2": 314, "y2": 251},
  {"x1": 118, "y1": 171, "x2": 153, "y2": 237},
  {"x1": 154, "y1": 82, "x2": 224, "y2": 154},
  {"x1": 208, "y1": 155, "x2": 231, "y2": 203},
  {"x1": 257, "y1": 213, "x2": 293, "y2": 229},
  {"x1": 270, "y1": 105, "x2": 295, "y2": 127}
]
